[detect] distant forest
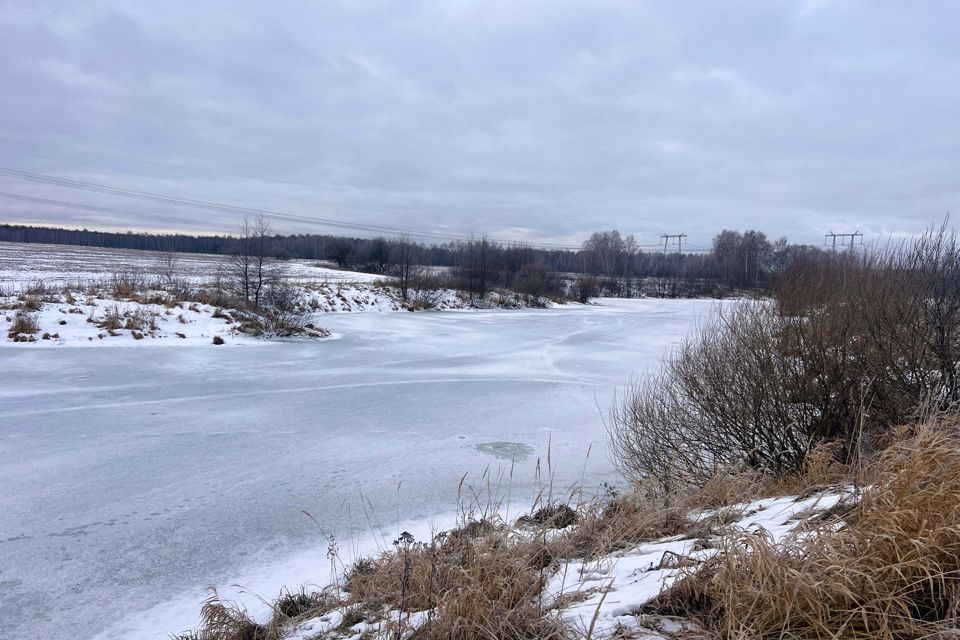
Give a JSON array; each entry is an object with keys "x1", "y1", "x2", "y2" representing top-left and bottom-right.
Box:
[{"x1": 1, "y1": 223, "x2": 828, "y2": 296}]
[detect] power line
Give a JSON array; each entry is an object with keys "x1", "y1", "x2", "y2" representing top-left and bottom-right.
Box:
[
  {"x1": 0, "y1": 167, "x2": 717, "y2": 253},
  {"x1": 0, "y1": 167, "x2": 588, "y2": 250},
  {"x1": 0, "y1": 136, "x2": 542, "y2": 220},
  {"x1": 0, "y1": 191, "x2": 146, "y2": 218}
]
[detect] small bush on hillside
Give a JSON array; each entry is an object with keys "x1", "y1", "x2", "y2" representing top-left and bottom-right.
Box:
[{"x1": 573, "y1": 275, "x2": 600, "y2": 303}]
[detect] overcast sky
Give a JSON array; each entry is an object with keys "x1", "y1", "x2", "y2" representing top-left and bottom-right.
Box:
[{"x1": 0, "y1": 1, "x2": 957, "y2": 249}]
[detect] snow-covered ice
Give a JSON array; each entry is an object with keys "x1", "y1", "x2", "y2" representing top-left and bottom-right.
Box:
[{"x1": 0, "y1": 296, "x2": 715, "y2": 640}]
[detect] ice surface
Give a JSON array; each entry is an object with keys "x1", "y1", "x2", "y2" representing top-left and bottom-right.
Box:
[{"x1": 0, "y1": 297, "x2": 715, "y2": 639}]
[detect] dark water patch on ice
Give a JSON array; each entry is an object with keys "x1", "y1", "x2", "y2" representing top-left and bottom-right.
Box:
[{"x1": 475, "y1": 441, "x2": 533, "y2": 461}]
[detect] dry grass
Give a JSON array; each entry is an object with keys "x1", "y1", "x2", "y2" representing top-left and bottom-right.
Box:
[
  {"x1": 565, "y1": 471, "x2": 771, "y2": 561},
  {"x1": 199, "y1": 589, "x2": 268, "y2": 640},
  {"x1": 17, "y1": 295, "x2": 42, "y2": 311},
  {"x1": 100, "y1": 306, "x2": 123, "y2": 331},
  {"x1": 180, "y1": 466, "x2": 828, "y2": 640},
  {"x1": 647, "y1": 419, "x2": 960, "y2": 639},
  {"x1": 345, "y1": 522, "x2": 571, "y2": 640},
  {"x1": 8, "y1": 310, "x2": 39, "y2": 336},
  {"x1": 190, "y1": 518, "x2": 572, "y2": 640}
]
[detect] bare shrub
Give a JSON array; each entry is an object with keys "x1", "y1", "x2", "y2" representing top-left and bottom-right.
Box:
[
  {"x1": 515, "y1": 263, "x2": 563, "y2": 299},
  {"x1": 262, "y1": 280, "x2": 307, "y2": 335},
  {"x1": 611, "y1": 224, "x2": 960, "y2": 490},
  {"x1": 227, "y1": 215, "x2": 276, "y2": 308},
  {"x1": 405, "y1": 270, "x2": 449, "y2": 310},
  {"x1": 163, "y1": 278, "x2": 193, "y2": 302},
  {"x1": 110, "y1": 271, "x2": 147, "y2": 298},
  {"x1": 610, "y1": 303, "x2": 841, "y2": 489},
  {"x1": 154, "y1": 251, "x2": 179, "y2": 285},
  {"x1": 573, "y1": 275, "x2": 600, "y2": 303}
]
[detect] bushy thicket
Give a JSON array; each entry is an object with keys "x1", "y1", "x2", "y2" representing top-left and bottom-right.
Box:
[{"x1": 610, "y1": 224, "x2": 960, "y2": 489}]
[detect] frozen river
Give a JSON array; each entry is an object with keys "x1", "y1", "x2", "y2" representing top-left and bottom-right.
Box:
[{"x1": 0, "y1": 299, "x2": 714, "y2": 640}]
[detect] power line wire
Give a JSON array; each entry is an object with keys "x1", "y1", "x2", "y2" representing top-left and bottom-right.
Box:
[
  {"x1": 0, "y1": 136, "x2": 559, "y2": 220},
  {"x1": 0, "y1": 167, "x2": 589, "y2": 249}
]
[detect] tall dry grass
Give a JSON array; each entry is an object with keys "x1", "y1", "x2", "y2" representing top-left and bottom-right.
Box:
[{"x1": 648, "y1": 419, "x2": 960, "y2": 639}]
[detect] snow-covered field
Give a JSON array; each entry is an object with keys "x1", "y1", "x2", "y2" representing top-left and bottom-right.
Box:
[
  {"x1": 0, "y1": 242, "x2": 717, "y2": 640},
  {"x1": 0, "y1": 240, "x2": 380, "y2": 287},
  {"x1": 0, "y1": 242, "x2": 555, "y2": 336}
]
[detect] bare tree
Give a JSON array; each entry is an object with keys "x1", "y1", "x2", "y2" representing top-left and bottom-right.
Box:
[
  {"x1": 228, "y1": 218, "x2": 253, "y2": 304},
  {"x1": 251, "y1": 215, "x2": 271, "y2": 308},
  {"x1": 368, "y1": 237, "x2": 391, "y2": 273},
  {"x1": 155, "y1": 251, "x2": 179, "y2": 285},
  {"x1": 393, "y1": 235, "x2": 418, "y2": 302},
  {"x1": 228, "y1": 214, "x2": 274, "y2": 308},
  {"x1": 331, "y1": 238, "x2": 353, "y2": 268},
  {"x1": 462, "y1": 236, "x2": 492, "y2": 300},
  {"x1": 583, "y1": 231, "x2": 624, "y2": 276}
]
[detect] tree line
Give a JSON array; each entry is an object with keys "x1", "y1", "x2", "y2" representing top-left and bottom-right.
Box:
[{"x1": 0, "y1": 222, "x2": 829, "y2": 296}]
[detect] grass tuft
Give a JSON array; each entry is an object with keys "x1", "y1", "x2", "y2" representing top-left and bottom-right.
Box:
[{"x1": 8, "y1": 310, "x2": 39, "y2": 337}]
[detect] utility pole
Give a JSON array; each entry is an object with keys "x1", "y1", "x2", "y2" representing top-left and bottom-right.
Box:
[
  {"x1": 825, "y1": 230, "x2": 863, "y2": 252},
  {"x1": 660, "y1": 233, "x2": 687, "y2": 254}
]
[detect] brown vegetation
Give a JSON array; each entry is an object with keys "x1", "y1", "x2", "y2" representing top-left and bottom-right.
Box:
[
  {"x1": 8, "y1": 310, "x2": 39, "y2": 337},
  {"x1": 648, "y1": 420, "x2": 960, "y2": 639}
]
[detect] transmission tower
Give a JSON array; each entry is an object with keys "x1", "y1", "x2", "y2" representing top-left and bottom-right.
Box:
[
  {"x1": 825, "y1": 230, "x2": 864, "y2": 252},
  {"x1": 660, "y1": 233, "x2": 687, "y2": 254}
]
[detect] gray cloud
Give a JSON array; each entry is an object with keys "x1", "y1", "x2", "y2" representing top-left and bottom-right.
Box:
[{"x1": 0, "y1": 0, "x2": 958, "y2": 247}]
